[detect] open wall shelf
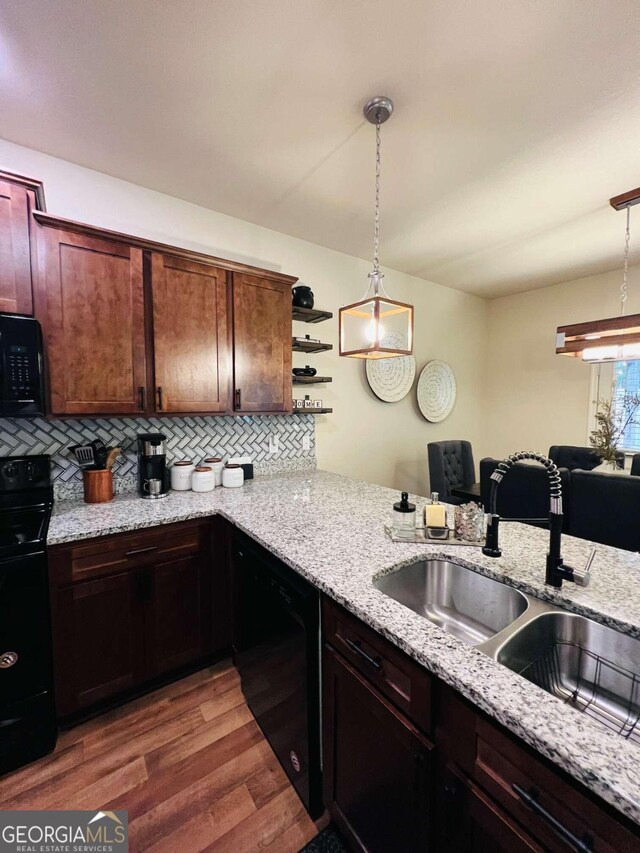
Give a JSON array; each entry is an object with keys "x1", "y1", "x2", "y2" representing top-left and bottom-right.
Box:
[
  {"x1": 292, "y1": 306, "x2": 333, "y2": 323},
  {"x1": 292, "y1": 376, "x2": 332, "y2": 385},
  {"x1": 291, "y1": 302, "x2": 333, "y2": 415},
  {"x1": 292, "y1": 339, "x2": 333, "y2": 353}
]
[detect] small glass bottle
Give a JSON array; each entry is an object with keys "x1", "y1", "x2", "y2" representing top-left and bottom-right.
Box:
[
  {"x1": 425, "y1": 491, "x2": 447, "y2": 528},
  {"x1": 393, "y1": 492, "x2": 416, "y2": 539}
]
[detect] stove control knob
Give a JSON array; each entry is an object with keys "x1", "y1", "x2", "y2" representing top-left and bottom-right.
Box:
[
  {"x1": 3, "y1": 463, "x2": 17, "y2": 480},
  {"x1": 25, "y1": 462, "x2": 37, "y2": 481}
]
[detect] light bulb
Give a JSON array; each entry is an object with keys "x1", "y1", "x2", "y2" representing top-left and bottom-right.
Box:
[{"x1": 366, "y1": 319, "x2": 385, "y2": 345}]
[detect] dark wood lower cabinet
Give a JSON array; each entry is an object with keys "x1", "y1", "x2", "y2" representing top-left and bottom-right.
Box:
[
  {"x1": 48, "y1": 518, "x2": 230, "y2": 720},
  {"x1": 46, "y1": 527, "x2": 640, "y2": 849},
  {"x1": 323, "y1": 597, "x2": 640, "y2": 853},
  {"x1": 53, "y1": 569, "x2": 148, "y2": 716},
  {"x1": 323, "y1": 644, "x2": 434, "y2": 852},
  {"x1": 436, "y1": 765, "x2": 542, "y2": 852},
  {"x1": 149, "y1": 554, "x2": 212, "y2": 676}
]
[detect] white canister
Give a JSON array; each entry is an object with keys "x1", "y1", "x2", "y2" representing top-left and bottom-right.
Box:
[
  {"x1": 170, "y1": 460, "x2": 195, "y2": 491},
  {"x1": 192, "y1": 465, "x2": 215, "y2": 493},
  {"x1": 204, "y1": 456, "x2": 224, "y2": 487},
  {"x1": 222, "y1": 463, "x2": 244, "y2": 488}
]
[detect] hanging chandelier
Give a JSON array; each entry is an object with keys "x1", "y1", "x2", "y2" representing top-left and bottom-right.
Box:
[
  {"x1": 339, "y1": 97, "x2": 414, "y2": 359},
  {"x1": 556, "y1": 187, "x2": 640, "y2": 363}
]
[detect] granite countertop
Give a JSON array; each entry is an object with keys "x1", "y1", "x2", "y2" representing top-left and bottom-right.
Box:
[{"x1": 49, "y1": 469, "x2": 640, "y2": 825}]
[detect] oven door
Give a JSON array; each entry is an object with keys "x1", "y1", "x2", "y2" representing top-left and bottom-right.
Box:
[{"x1": 0, "y1": 551, "x2": 53, "y2": 705}]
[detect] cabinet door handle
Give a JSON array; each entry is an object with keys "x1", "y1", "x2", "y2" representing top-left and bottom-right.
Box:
[
  {"x1": 139, "y1": 386, "x2": 146, "y2": 410},
  {"x1": 156, "y1": 386, "x2": 164, "y2": 411},
  {"x1": 126, "y1": 546, "x2": 157, "y2": 558},
  {"x1": 512, "y1": 784, "x2": 593, "y2": 853},
  {"x1": 344, "y1": 637, "x2": 382, "y2": 670},
  {"x1": 234, "y1": 388, "x2": 241, "y2": 410}
]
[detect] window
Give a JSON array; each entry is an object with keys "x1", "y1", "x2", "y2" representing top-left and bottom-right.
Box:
[
  {"x1": 612, "y1": 361, "x2": 640, "y2": 452},
  {"x1": 588, "y1": 361, "x2": 640, "y2": 454}
]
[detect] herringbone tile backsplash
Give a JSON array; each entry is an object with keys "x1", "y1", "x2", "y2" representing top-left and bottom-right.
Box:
[{"x1": 0, "y1": 414, "x2": 315, "y2": 492}]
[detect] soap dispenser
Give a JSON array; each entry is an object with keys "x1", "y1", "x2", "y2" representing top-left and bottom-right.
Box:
[
  {"x1": 425, "y1": 492, "x2": 449, "y2": 539},
  {"x1": 393, "y1": 492, "x2": 416, "y2": 539}
]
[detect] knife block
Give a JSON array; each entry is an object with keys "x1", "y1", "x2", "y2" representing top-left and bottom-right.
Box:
[{"x1": 83, "y1": 469, "x2": 114, "y2": 503}]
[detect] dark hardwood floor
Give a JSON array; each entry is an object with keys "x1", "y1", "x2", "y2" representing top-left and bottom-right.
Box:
[{"x1": 0, "y1": 661, "x2": 319, "y2": 852}]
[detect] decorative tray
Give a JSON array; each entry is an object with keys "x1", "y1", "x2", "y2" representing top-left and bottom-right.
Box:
[{"x1": 384, "y1": 523, "x2": 485, "y2": 547}]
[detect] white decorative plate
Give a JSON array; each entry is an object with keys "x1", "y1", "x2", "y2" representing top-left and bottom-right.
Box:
[
  {"x1": 416, "y1": 360, "x2": 456, "y2": 422},
  {"x1": 365, "y1": 333, "x2": 416, "y2": 403}
]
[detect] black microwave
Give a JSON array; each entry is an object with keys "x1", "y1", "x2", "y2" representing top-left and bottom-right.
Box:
[{"x1": 0, "y1": 313, "x2": 45, "y2": 417}]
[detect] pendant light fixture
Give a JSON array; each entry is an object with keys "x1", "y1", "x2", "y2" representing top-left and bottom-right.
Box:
[
  {"x1": 556, "y1": 188, "x2": 640, "y2": 362},
  {"x1": 339, "y1": 97, "x2": 414, "y2": 359}
]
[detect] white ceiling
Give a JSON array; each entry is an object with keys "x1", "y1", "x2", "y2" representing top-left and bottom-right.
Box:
[{"x1": 1, "y1": 0, "x2": 640, "y2": 298}]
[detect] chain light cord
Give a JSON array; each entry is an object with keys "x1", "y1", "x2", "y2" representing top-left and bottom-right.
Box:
[{"x1": 621, "y1": 204, "x2": 631, "y2": 316}]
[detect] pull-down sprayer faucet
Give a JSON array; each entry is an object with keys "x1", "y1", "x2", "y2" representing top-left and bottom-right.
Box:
[{"x1": 481, "y1": 451, "x2": 595, "y2": 588}]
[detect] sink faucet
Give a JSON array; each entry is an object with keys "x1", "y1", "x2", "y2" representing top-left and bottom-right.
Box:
[{"x1": 481, "y1": 450, "x2": 595, "y2": 588}]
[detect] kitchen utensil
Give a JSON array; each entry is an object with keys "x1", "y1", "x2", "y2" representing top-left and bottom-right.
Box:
[
  {"x1": 71, "y1": 444, "x2": 96, "y2": 469},
  {"x1": 83, "y1": 469, "x2": 114, "y2": 503},
  {"x1": 142, "y1": 478, "x2": 164, "y2": 497},
  {"x1": 105, "y1": 447, "x2": 122, "y2": 470},
  {"x1": 91, "y1": 439, "x2": 108, "y2": 469}
]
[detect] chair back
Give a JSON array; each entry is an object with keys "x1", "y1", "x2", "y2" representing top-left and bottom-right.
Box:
[
  {"x1": 427, "y1": 441, "x2": 475, "y2": 504},
  {"x1": 568, "y1": 470, "x2": 640, "y2": 551},
  {"x1": 480, "y1": 458, "x2": 570, "y2": 530},
  {"x1": 549, "y1": 445, "x2": 623, "y2": 471}
]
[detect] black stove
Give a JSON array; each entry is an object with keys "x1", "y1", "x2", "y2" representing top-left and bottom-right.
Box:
[{"x1": 0, "y1": 455, "x2": 57, "y2": 775}]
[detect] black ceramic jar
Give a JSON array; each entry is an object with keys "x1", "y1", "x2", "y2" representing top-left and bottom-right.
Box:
[{"x1": 292, "y1": 285, "x2": 314, "y2": 309}]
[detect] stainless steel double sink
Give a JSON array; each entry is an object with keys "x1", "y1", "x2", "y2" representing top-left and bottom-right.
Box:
[{"x1": 374, "y1": 559, "x2": 640, "y2": 744}]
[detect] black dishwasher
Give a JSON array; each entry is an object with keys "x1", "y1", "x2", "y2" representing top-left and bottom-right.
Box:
[{"x1": 234, "y1": 532, "x2": 322, "y2": 818}]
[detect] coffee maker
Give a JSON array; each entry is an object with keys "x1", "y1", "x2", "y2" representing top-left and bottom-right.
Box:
[{"x1": 137, "y1": 433, "x2": 169, "y2": 499}]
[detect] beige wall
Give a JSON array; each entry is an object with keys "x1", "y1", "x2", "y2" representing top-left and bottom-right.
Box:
[
  {"x1": 485, "y1": 265, "x2": 640, "y2": 461},
  {"x1": 0, "y1": 139, "x2": 489, "y2": 496}
]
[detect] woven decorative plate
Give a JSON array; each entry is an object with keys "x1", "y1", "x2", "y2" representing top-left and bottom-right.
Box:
[
  {"x1": 365, "y1": 332, "x2": 416, "y2": 403},
  {"x1": 416, "y1": 360, "x2": 456, "y2": 422}
]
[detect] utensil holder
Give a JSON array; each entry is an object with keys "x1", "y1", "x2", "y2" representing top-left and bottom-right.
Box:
[{"x1": 83, "y1": 469, "x2": 114, "y2": 503}]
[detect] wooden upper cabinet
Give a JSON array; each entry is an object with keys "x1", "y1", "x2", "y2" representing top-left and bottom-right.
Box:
[
  {"x1": 232, "y1": 273, "x2": 292, "y2": 413},
  {"x1": 0, "y1": 172, "x2": 44, "y2": 315},
  {"x1": 30, "y1": 211, "x2": 297, "y2": 417},
  {"x1": 36, "y1": 227, "x2": 146, "y2": 415},
  {"x1": 151, "y1": 253, "x2": 230, "y2": 413}
]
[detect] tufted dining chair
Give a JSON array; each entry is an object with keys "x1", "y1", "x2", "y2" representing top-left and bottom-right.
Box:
[
  {"x1": 548, "y1": 445, "x2": 624, "y2": 471},
  {"x1": 427, "y1": 440, "x2": 475, "y2": 505}
]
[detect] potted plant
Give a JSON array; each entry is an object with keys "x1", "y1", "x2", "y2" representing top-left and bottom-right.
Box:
[{"x1": 589, "y1": 391, "x2": 640, "y2": 470}]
